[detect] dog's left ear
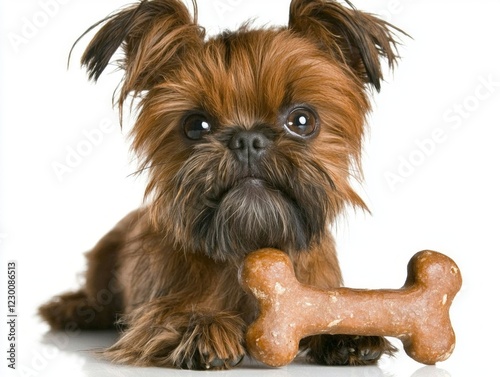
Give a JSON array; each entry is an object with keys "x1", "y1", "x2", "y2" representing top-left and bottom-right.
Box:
[{"x1": 289, "y1": 0, "x2": 405, "y2": 91}]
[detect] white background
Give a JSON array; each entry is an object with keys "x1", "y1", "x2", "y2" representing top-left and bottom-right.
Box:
[{"x1": 1, "y1": 0, "x2": 499, "y2": 376}]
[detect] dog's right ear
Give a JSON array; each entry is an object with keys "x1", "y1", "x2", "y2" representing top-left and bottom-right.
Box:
[
  {"x1": 289, "y1": 0, "x2": 404, "y2": 92},
  {"x1": 75, "y1": 0, "x2": 204, "y2": 107}
]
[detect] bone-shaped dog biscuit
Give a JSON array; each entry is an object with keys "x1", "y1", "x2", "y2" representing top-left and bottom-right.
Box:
[{"x1": 240, "y1": 249, "x2": 462, "y2": 367}]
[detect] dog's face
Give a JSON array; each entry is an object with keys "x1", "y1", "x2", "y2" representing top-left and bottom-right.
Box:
[{"x1": 80, "y1": 0, "x2": 401, "y2": 262}]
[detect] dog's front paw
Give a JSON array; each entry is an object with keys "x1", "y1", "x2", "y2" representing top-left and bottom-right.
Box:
[
  {"x1": 305, "y1": 335, "x2": 397, "y2": 366},
  {"x1": 105, "y1": 311, "x2": 246, "y2": 370},
  {"x1": 171, "y1": 312, "x2": 246, "y2": 370}
]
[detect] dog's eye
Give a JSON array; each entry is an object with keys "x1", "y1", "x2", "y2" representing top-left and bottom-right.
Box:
[
  {"x1": 183, "y1": 114, "x2": 212, "y2": 140},
  {"x1": 284, "y1": 107, "x2": 318, "y2": 138}
]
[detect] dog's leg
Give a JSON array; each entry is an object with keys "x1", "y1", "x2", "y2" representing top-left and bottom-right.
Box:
[
  {"x1": 98, "y1": 246, "x2": 250, "y2": 370},
  {"x1": 38, "y1": 211, "x2": 139, "y2": 330},
  {"x1": 294, "y1": 237, "x2": 396, "y2": 365},
  {"x1": 103, "y1": 298, "x2": 246, "y2": 370}
]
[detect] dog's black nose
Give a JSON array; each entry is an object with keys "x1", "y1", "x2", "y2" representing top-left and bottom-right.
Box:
[{"x1": 229, "y1": 131, "x2": 269, "y2": 165}]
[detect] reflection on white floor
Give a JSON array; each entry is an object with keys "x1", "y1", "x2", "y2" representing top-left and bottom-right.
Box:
[{"x1": 14, "y1": 317, "x2": 457, "y2": 377}]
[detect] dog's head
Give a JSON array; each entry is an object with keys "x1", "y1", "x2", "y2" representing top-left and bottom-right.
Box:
[{"x1": 79, "y1": 0, "x2": 403, "y2": 262}]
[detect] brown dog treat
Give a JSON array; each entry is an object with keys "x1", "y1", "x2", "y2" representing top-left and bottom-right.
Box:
[{"x1": 240, "y1": 249, "x2": 462, "y2": 367}]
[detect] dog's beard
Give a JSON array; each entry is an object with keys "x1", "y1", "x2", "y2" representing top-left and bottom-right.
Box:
[
  {"x1": 197, "y1": 178, "x2": 318, "y2": 261},
  {"x1": 158, "y1": 137, "x2": 334, "y2": 262}
]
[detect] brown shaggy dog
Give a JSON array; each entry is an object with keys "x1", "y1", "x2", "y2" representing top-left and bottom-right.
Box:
[{"x1": 39, "y1": 0, "x2": 405, "y2": 369}]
